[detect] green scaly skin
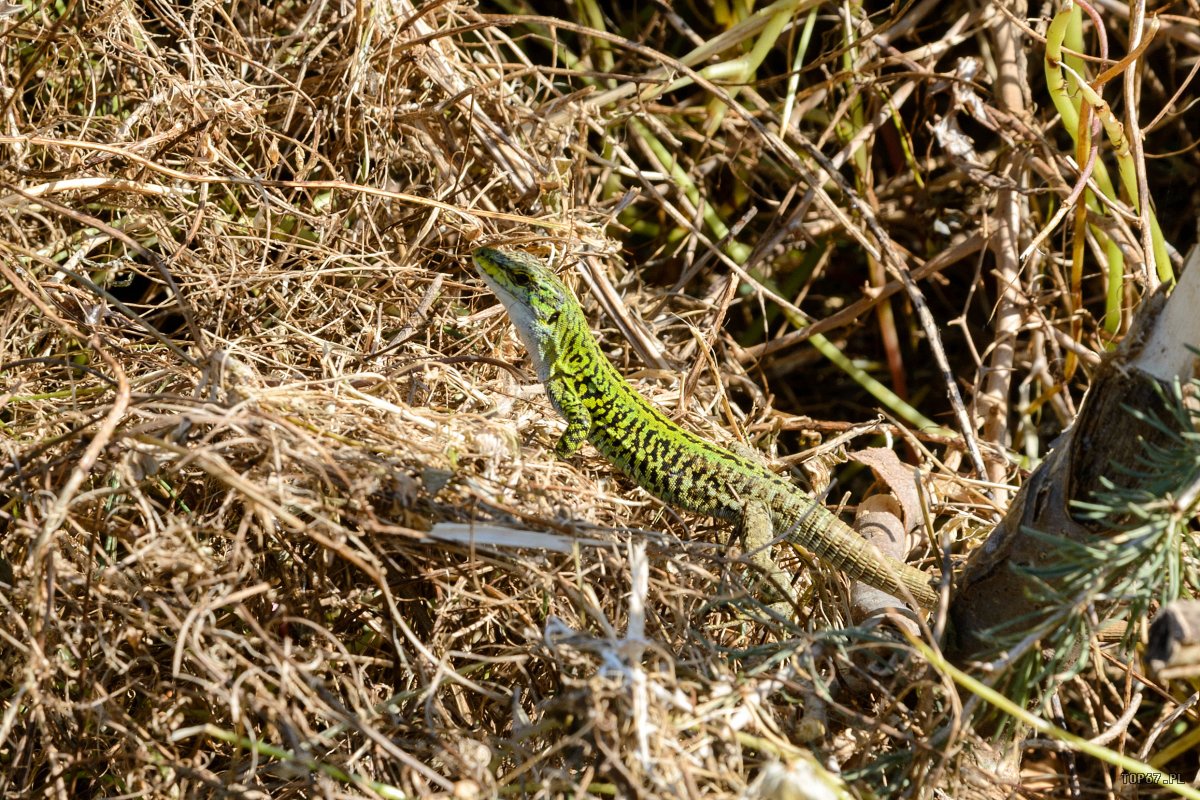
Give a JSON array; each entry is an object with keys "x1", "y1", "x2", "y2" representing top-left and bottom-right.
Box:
[{"x1": 473, "y1": 246, "x2": 938, "y2": 608}]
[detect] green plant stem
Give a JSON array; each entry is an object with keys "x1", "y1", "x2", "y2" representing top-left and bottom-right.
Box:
[
  {"x1": 1044, "y1": 5, "x2": 1172, "y2": 309},
  {"x1": 911, "y1": 639, "x2": 1200, "y2": 800},
  {"x1": 628, "y1": 117, "x2": 753, "y2": 265},
  {"x1": 181, "y1": 724, "x2": 410, "y2": 799}
]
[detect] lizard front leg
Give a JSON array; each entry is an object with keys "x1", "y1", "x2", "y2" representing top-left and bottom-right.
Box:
[{"x1": 546, "y1": 375, "x2": 592, "y2": 458}]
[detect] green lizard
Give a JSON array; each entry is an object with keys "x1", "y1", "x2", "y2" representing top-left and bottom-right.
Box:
[{"x1": 473, "y1": 246, "x2": 938, "y2": 608}]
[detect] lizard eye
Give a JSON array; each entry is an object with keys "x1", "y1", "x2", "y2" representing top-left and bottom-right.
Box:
[{"x1": 512, "y1": 272, "x2": 532, "y2": 288}]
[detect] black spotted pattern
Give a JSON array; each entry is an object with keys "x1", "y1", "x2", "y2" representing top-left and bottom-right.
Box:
[{"x1": 550, "y1": 307, "x2": 936, "y2": 604}]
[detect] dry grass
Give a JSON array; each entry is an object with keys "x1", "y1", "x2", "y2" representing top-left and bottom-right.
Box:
[{"x1": 0, "y1": 0, "x2": 1198, "y2": 797}]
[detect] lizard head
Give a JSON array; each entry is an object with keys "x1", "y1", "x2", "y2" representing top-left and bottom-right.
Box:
[
  {"x1": 472, "y1": 246, "x2": 574, "y2": 381},
  {"x1": 473, "y1": 246, "x2": 572, "y2": 331}
]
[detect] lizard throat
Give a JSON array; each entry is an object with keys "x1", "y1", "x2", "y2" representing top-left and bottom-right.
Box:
[{"x1": 477, "y1": 272, "x2": 556, "y2": 383}]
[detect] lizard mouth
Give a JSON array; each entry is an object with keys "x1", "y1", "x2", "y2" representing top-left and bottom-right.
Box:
[
  {"x1": 472, "y1": 249, "x2": 522, "y2": 310},
  {"x1": 472, "y1": 247, "x2": 541, "y2": 331},
  {"x1": 471, "y1": 247, "x2": 554, "y2": 383}
]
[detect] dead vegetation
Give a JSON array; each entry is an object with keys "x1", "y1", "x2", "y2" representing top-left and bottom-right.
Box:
[{"x1": 0, "y1": 0, "x2": 1198, "y2": 797}]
